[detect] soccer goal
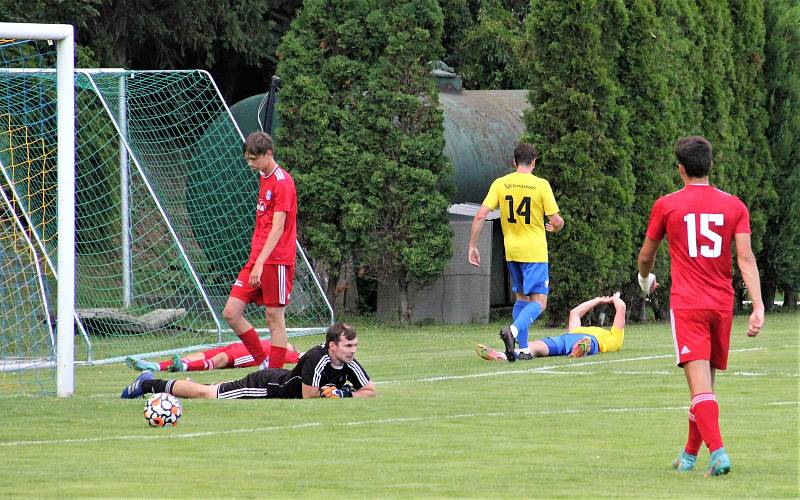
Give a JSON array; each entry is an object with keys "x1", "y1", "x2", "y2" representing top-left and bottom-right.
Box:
[{"x1": 0, "y1": 25, "x2": 334, "y2": 397}]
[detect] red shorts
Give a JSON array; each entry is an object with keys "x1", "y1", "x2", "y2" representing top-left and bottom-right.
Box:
[
  {"x1": 670, "y1": 309, "x2": 733, "y2": 370},
  {"x1": 224, "y1": 343, "x2": 260, "y2": 368},
  {"x1": 229, "y1": 262, "x2": 295, "y2": 308}
]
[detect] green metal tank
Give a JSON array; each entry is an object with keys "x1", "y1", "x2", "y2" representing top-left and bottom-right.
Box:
[
  {"x1": 227, "y1": 76, "x2": 530, "y2": 203},
  {"x1": 439, "y1": 88, "x2": 529, "y2": 203}
]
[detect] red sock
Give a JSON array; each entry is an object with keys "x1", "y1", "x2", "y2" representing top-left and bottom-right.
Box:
[
  {"x1": 684, "y1": 410, "x2": 702, "y2": 455},
  {"x1": 238, "y1": 328, "x2": 267, "y2": 366},
  {"x1": 185, "y1": 359, "x2": 215, "y2": 371},
  {"x1": 158, "y1": 360, "x2": 172, "y2": 371},
  {"x1": 268, "y1": 346, "x2": 287, "y2": 369},
  {"x1": 286, "y1": 350, "x2": 300, "y2": 364},
  {"x1": 691, "y1": 392, "x2": 723, "y2": 452}
]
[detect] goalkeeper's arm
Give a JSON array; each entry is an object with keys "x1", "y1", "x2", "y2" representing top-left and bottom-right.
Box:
[
  {"x1": 351, "y1": 381, "x2": 376, "y2": 399},
  {"x1": 318, "y1": 381, "x2": 377, "y2": 399}
]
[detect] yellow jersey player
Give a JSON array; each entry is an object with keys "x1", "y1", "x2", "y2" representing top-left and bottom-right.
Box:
[
  {"x1": 476, "y1": 293, "x2": 626, "y2": 361},
  {"x1": 468, "y1": 142, "x2": 564, "y2": 362}
]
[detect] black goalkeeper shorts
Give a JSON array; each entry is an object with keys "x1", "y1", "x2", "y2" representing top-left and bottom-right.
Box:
[{"x1": 216, "y1": 368, "x2": 299, "y2": 399}]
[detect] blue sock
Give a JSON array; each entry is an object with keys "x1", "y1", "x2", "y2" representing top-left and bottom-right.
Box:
[
  {"x1": 512, "y1": 302, "x2": 542, "y2": 349},
  {"x1": 512, "y1": 300, "x2": 527, "y2": 321}
]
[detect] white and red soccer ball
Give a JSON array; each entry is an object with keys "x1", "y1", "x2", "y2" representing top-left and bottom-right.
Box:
[{"x1": 144, "y1": 393, "x2": 182, "y2": 427}]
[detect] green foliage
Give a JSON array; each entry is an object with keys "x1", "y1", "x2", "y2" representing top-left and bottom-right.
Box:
[
  {"x1": 523, "y1": 0, "x2": 636, "y2": 323},
  {"x1": 761, "y1": 0, "x2": 800, "y2": 303},
  {"x1": 277, "y1": 0, "x2": 454, "y2": 324},
  {"x1": 726, "y1": 0, "x2": 775, "y2": 254},
  {"x1": 357, "y1": 0, "x2": 454, "y2": 307},
  {"x1": 458, "y1": 0, "x2": 528, "y2": 89},
  {"x1": 616, "y1": 0, "x2": 683, "y2": 317},
  {"x1": 1, "y1": 0, "x2": 302, "y2": 102},
  {"x1": 438, "y1": 0, "x2": 475, "y2": 70},
  {"x1": 276, "y1": 0, "x2": 381, "y2": 278}
]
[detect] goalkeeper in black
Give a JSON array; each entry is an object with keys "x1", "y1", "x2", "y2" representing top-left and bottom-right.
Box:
[{"x1": 121, "y1": 323, "x2": 376, "y2": 400}]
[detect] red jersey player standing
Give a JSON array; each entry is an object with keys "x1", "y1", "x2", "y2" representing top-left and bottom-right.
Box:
[
  {"x1": 637, "y1": 136, "x2": 764, "y2": 477},
  {"x1": 222, "y1": 131, "x2": 297, "y2": 370}
]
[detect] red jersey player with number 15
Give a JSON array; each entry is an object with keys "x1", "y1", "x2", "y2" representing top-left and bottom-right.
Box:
[
  {"x1": 222, "y1": 131, "x2": 297, "y2": 370},
  {"x1": 637, "y1": 136, "x2": 764, "y2": 477}
]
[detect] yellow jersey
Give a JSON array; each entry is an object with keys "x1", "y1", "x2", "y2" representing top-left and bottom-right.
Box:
[
  {"x1": 572, "y1": 326, "x2": 624, "y2": 353},
  {"x1": 482, "y1": 172, "x2": 559, "y2": 262}
]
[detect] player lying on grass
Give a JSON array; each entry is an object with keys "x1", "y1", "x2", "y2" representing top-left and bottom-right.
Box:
[
  {"x1": 125, "y1": 340, "x2": 302, "y2": 373},
  {"x1": 476, "y1": 293, "x2": 626, "y2": 361},
  {"x1": 121, "y1": 323, "x2": 376, "y2": 400}
]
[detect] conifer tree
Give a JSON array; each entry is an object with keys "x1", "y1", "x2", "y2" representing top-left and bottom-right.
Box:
[
  {"x1": 726, "y1": 0, "x2": 776, "y2": 308},
  {"x1": 617, "y1": 0, "x2": 681, "y2": 319},
  {"x1": 276, "y1": 0, "x2": 384, "y2": 298},
  {"x1": 761, "y1": 0, "x2": 800, "y2": 309},
  {"x1": 355, "y1": 0, "x2": 455, "y2": 324},
  {"x1": 524, "y1": 0, "x2": 636, "y2": 324},
  {"x1": 277, "y1": 0, "x2": 453, "y2": 322}
]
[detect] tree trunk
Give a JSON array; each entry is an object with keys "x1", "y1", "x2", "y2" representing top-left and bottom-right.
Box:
[
  {"x1": 333, "y1": 258, "x2": 360, "y2": 314},
  {"x1": 762, "y1": 282, "x2": 776, "y2": 313},
  {"x1": 397, "y1": 270, "x2": 411, "y2": 326},
  {"x1": 783, "y1": 287, "x2": 797, "y2": 311}
]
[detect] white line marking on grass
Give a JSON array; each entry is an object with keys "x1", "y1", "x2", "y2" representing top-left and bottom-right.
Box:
[
  {"x1": 379, "y1": 347, "x2": 766, "y2": 385},
  {"x1": 0, "y1": 405, "x2": 689, "y2": 448},
  {"x1": 612, "y1": 370, "x2": 675, "y2": 375},
  {"x1": 6, "y1": 400, "x2": 795, "y2": 449}
]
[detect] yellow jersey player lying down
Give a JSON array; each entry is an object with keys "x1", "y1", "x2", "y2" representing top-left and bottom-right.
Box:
[{"x1": 477, "y1": 293, "x2": 626, "y2": 361}]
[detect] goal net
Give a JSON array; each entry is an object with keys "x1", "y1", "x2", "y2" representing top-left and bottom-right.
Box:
[{"x1": 0, "y1": 39, "x2": 333, "y2": 389}]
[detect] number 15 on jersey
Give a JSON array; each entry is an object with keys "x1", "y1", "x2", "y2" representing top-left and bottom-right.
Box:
[{"x1": 683, "y1": 213, "x2": 723, "y2": 258}]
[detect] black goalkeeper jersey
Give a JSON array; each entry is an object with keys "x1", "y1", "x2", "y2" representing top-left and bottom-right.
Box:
[
  {"x1": 216, "y1": 344, "x2": 370, "y2": 399},
  {"x1": 267, "y1": 344, "x2": 369, "y2": 398}
]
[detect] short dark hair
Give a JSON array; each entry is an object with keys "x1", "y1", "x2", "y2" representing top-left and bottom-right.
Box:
[
  {"x1": 325, "y1": 323, "x2": 357, "y2": 347},
  {"x1": 514, "y1": 143, "x2": 538, "y2": 167},
  {"x1": 243, "y1": 131, "x2": 273, "y2": 156},
  {"x1": 674, "y1": 136, "x2": 713, "y2": 178}
]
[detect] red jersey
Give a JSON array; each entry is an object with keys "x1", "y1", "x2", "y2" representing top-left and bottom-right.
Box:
[
  {"x1": 645, "y1": 184, "x2": 750, "y2": 310},
  {"x1": 248, "y1": 165, "x2": 297, "y2": 265}
]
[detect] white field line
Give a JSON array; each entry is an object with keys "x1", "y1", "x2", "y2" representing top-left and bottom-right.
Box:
[
  {"x1": 378, "y1": 347, "x2": 769, "y2": 385},
  {"x1": 67, "y1": 346, "x2": 790, "y2": 399},
  {"x1": 4, "y1": 400, "x2": 798, "y2": 449},
  {"x1": 0, "y1": 405, "x2": 688, "y2": 448}
]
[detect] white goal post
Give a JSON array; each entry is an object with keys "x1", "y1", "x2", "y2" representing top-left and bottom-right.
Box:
[
  {"x1": 1, "y1": 25, "x2": 336, "y2": 398},
  {"x1": 0, "y1": 23, "x2": 75, "y2": 397}
]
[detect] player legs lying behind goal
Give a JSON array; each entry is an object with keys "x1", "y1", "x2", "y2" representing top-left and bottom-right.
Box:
[
  {"x1": 477, "y1": 293, "x2": 626, "y2": 361},
  {"x1": 125, "y1": 340, "x2": 302, "y2": 373},
  {"x1": 121, "y1": 323, "x2": 376, "y2": 400}
]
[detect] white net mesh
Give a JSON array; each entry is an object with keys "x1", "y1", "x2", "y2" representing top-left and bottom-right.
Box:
[{"x1": 0, "y1": 40, "x2": 332, "y2": 388}]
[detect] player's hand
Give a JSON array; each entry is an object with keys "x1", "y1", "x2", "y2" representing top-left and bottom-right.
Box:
[
  {"x1": 248, "y1": 262, "x2": 263, "y2": 287},
  {"x1": 545, "y1": 222, "x2": 555, "y2": 232},
  {"x1": 637, "y1": 273, "x2": 658, "y2": 295},
  {"x1": 468, "y1": 247, "x2": 481, "y2": 267},
  {"x1": 320, "y1": 384, "x2": 354, "y2": 399},
  {"x1": 746, "y1": 307, "x2": 764, "y2": 337}
]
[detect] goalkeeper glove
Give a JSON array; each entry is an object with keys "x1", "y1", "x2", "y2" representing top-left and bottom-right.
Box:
[
  {"x1": 320, "y1": 384, "x2": 354, "y2": 399},
  {"x1": 638, "y1": 273, "x2": 656, "y2": 295}
]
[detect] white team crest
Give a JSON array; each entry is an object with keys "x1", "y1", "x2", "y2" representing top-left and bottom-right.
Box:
[{"x1": 266, "y1": 190, "x2": 272, "y2": 201}]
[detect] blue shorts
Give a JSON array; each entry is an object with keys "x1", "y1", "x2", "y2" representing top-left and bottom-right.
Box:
[
  {"x1": 507, "y1": 262, "x2": 549, "y2": 296},
  {"x1": 541, "y1": 334, "x2": 600, "y2": 357}
]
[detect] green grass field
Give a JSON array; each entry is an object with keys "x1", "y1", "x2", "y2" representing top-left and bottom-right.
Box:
[{"x1": 2, "y1": 313, "x2": 798, "y2": 498}]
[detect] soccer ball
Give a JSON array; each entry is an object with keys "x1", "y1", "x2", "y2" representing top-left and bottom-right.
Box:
[{"x1": 144, "y1": 392, "x2": 182, "y2": 427}]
